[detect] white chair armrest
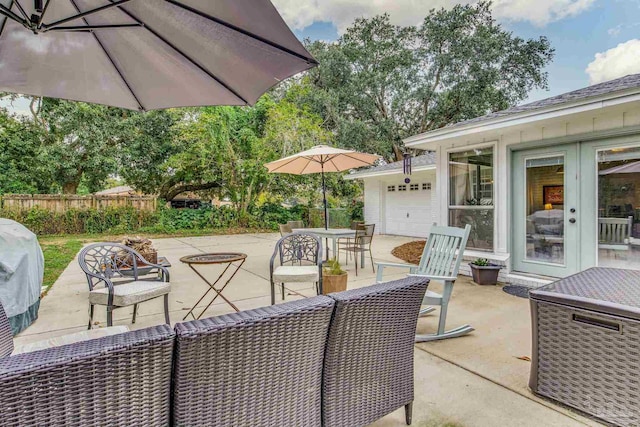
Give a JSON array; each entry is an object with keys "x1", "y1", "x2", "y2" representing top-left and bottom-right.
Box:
[
  {"x1": 375, "y1": 262, "x2": 418, "y2": 282},
  {"x1": 407, "y1": 273, "x2": 458, "y2": 282}
]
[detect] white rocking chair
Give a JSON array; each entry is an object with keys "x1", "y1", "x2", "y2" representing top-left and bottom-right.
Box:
[{"x1": 376, "y1": 224, "x2": 472, "y2": 342}]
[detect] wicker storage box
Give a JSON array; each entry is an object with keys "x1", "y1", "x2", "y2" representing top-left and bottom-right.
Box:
[{"x1": 529, "y1": 268, "x2": 640, "y2": 426}]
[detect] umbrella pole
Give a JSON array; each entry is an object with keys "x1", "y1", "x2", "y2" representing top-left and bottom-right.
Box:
[{"x1": 322, "y1": 163, "x2": 328, "y2": 230}]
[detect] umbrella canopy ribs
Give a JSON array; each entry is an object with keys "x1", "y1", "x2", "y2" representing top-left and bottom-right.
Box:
[{"x1": 0, "y1": 0, "x2": 317, "y2": 110}]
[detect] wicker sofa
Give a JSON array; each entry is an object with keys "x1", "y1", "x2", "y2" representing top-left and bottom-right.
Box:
[{"x1": 0, "y1": 277, "x2": 428, "y2": 427}]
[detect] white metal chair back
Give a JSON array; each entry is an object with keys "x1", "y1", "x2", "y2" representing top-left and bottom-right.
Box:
[{"x1": 416, "y1": 224, "x2": 471, "y2": 279}]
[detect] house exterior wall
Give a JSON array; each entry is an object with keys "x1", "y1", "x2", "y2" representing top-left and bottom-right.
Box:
[
  {"x1": 363, "y1": 178, "x2": 381, "y2": 230},
  {"x1": 362, "y1": 169, "x2": 437, "y2": 237},
  {"x1": 414, "y1": 101, "x2": 640, "y2": 284}
]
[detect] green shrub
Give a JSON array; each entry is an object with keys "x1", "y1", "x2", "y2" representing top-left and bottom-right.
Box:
[{"x1": 0, "y1": 203, "x2": 310, "y2": 236}]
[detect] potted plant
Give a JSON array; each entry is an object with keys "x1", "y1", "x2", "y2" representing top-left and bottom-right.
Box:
[
  {"x1": 322, "y1": 258, "x2": 348, "y2": 294},
  {"x1": 469, "y1": 258, "x2": 502, "y2": 286}
]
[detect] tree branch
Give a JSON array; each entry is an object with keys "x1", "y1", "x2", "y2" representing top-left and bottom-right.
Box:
[{"x1": 160, "y1": 181, "x2": 221, "y2": 201}]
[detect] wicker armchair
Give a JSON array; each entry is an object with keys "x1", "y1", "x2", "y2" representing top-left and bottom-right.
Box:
[
  {"x1": 0, "y1": 324, "x2": 175, "y2": 426},
  {"x1": 269, "y1": 232, "x2": 323, "y2": 305},
  {"x1": 0, "y1": 302, "x2": 13, "y2": 358},
  {"x1": 78, "y1": 243, "x2": 171, "y2": 328},
  {"x1": 0, "y1": 298, "x2": 130, "y2": 356},
  {"x1": 173, "y1": 296, "x2": 335, "y2": 427},
  {"x1": 322, "y1": 277, "x2": 429, "y2": 427}
]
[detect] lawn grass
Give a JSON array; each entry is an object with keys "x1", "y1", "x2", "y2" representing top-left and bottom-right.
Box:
[
  {"x1": 40, "y1": 238, "x2": 84, "y2": 295},
  {"x1": 38, "y1": 227, "x2": 270, "y2": 295}
]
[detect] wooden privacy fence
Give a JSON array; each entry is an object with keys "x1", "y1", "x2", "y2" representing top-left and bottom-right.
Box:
[{"x1": 0, "y1": 194, "x2": 157, "y2": 212}]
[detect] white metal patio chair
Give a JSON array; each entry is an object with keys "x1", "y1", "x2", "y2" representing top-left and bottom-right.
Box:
[{"x1": 376, "y1": 224, "x2": 472, "y2": 342}]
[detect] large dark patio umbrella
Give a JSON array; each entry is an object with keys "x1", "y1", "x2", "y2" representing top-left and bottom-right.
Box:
[
  {"x1": 0, "y1": 0, "x2": 316, "y2": 110},
  {"x1": 265, "y1": 145, "x2": 379, "y2": 229}
]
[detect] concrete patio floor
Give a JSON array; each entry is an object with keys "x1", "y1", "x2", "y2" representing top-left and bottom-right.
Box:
[{"x1": 16, "y1": 232, "x2": 602, "y2": 427}]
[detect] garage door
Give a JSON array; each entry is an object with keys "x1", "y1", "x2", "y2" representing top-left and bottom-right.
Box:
[{"x1": 384, "y1": 182, "x2": 432, "y2": 238}]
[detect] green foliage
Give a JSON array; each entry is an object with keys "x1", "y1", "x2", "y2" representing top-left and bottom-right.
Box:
[
  {"x1": 0, "y1": 204, "x2": 308, "y2": 236},
  {"x1": 323, "y1": 258, "x2": 346, "y2": 276},
  {"x1": 285, "y1": 2, "x2": 554, "y2": 160},
  {"x1": 0, "y1": 108, "x2": 47, "y2": 194},
  {"x1": 471, "y1": 258, "x2": 491, "y2": 266},
  {"x1": 1, "y1": 206, "x2": 157, "y2": 235},
  {"x1": 348, "y1": 200, "x2": 364, "y2": 221}
]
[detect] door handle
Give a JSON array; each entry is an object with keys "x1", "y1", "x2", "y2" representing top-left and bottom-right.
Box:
[{"x1": 569, "y1": 218, "x2": 576, "y2": 224}]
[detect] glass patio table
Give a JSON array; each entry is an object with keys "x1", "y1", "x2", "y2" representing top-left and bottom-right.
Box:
[
  {"x1": 180, "y1": 253, "x2": 247, "y2": 320},
  {"x1": 293, "y1": 228, "x2": 355, "y2": 261}
]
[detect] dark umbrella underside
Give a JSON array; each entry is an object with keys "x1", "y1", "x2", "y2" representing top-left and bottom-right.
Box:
[{"x1": 0, "y1": 0, "x2": 317, "y2": 110}]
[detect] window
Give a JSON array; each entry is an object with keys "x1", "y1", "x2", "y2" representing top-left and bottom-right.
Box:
[
  {"x1": 448, "y1": 147, "x2": 494, "y2": 251},
  {"x1": 387, "y1": 185, "x2": 395, "y2": 192},
  {"x1": 398, "y1": 185, "x2": 407, "y2": 191},
  {"x1": 597, "y1": 146, "x2": 640, "y2": 270},
  {"x1": 422, "y1": 183, "x2": 431, "y2": 190},
  {"x1": 410, "y1": 184, "x2": 419, "y2": 191}
]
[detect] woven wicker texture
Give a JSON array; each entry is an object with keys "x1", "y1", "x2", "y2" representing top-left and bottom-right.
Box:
[
  {"x1": 322, "y1": 277, "x2": 429, "y2": 427},
  {"x1": 173, "y1": 296, "x2": 335, "y2": 427},
  {"x1": 0, "y1": 325, "x2": 174, "y2": 427},
  {"x1": 535, "y1": 302, "x2": 640, "y2": 426},
  {"x1": 0, "y1": 301, "x2": 14, "y2": 358},
  {"x1": 534, "y1": 267, "x2": 640, "y2": 308}
]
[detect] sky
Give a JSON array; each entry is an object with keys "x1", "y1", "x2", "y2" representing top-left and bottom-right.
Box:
[
  {"x1": 274, "y1": 0, "x2": 640, "y2": 102},
  {"x1": 3, "y1": 0, "x2": 639, "y2": 115}
]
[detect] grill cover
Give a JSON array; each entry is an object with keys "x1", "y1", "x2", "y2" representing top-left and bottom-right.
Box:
[{"x1": 0, "y1": 219, "x2": 43, "y2": 334}]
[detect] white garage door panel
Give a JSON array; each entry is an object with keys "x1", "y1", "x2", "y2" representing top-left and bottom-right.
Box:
[{"x1": 384, "y1": 187, "x2": 432, "y2": 238}]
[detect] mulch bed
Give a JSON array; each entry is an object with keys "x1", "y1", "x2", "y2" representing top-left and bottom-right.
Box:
[{"x1": 391, "y1": 240, "x2": 426, "y2": 265}]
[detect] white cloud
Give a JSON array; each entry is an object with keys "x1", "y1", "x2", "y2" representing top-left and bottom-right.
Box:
[
  {"x1": 586, "y1": 39, "x2": 640, "y2": 84},
  {"x1": 608, "y1": 25, "x2": 622, "y2": 36},
  {"x1": 272, "y1": 0, "x2": 596, "y2": 33}
]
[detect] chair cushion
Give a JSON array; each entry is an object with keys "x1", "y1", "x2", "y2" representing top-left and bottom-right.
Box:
[
  {"x1": 273, "y1": 266, "x2": 319, "y2": 283},
  {"x1": 89, "y1": 281, "x2": 171, "y2": 306},
  {"x1": 14, "y1": 326, "x2": 130, "y2": 354}
]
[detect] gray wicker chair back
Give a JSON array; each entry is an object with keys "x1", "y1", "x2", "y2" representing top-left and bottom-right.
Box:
[
  {"x1": 0, "y1": 301, "x2": 14, "y2": 358},
  {"x1": 173, "y1": 296, "x2": 335, "y2": 427},
  {"x1": 322, "y1": 277, "x2": 429, "y2": 427},
  {"x1": 0, "y1": 325, "x2": 174, "y2": 426}
]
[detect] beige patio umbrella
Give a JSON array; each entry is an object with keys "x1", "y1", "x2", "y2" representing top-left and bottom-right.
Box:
[{"x1": 265, "y1": 145, "x2": 379, "y2": 229}]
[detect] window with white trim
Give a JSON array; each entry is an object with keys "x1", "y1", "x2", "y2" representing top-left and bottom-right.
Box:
[
  {"x1": 387, "y1": 185, "x2": 395, "y2": 192},
  {"x1": 398, "y1": 185, "x2": 407, "y2": 191},
  {"x1": 422, "y1": 183, "x2": 431, "y2": 190},
  {"x1": 410, "y1": 184, "x2": 419, "y2": 191},
  {"x1": 448, "y1": 147, "x2": 494, "y2": 251}
]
